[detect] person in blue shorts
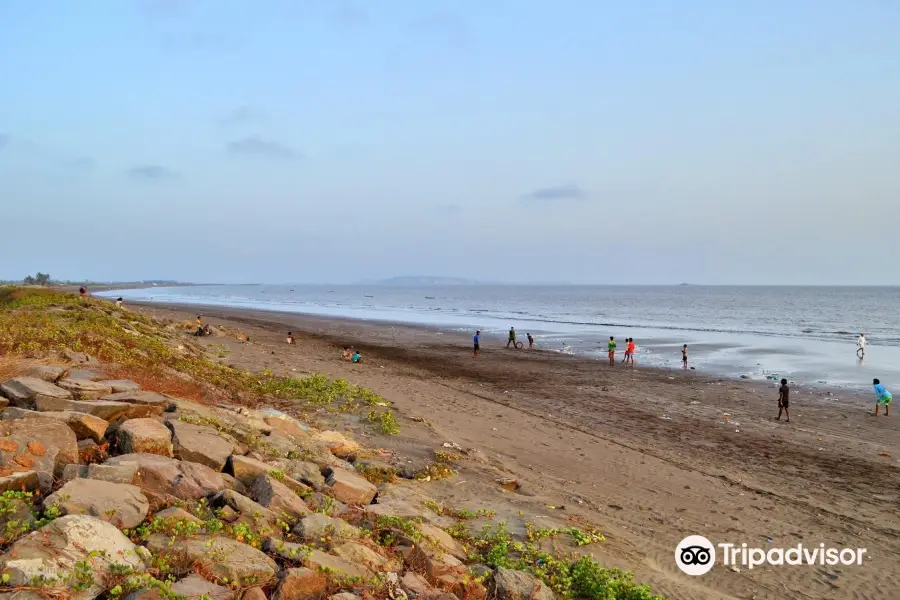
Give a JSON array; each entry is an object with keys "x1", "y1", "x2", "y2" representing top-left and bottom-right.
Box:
[
  {"x1": 873, "y1": 378, "x2": 892, "y2": 416},
  {"x1": 473, "y1": 330, "x2": 481, "y2": 359}
]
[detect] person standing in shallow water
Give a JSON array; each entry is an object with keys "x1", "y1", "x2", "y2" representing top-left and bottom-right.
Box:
[{"x1": 682, "y1": 344, "x2": 688, "y2": 369}]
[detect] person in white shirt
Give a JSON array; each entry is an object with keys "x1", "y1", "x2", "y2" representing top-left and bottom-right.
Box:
[{"x1": 857, "y1": 333, "x2": 867, "y2": 358}]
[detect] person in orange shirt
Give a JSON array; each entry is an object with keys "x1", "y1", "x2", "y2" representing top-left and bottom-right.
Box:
[{"x1": 626, "y1": 338, "x2": 636, "y2": 367}]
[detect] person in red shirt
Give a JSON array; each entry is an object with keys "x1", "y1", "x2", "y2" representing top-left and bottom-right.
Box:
[{"x1": 626, "y1": 339, "x2": 636, "y2": 367}]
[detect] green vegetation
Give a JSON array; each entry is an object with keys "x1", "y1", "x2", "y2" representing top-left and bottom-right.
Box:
[
  {"x1": 446, "y1": 522, "x2": 661, "y2": 600},
  {"x1": 423, "y1": 498, "x2": 495, "y2": 521},
  {"x1": 0, "y1": 287, "x2": 396, "y2": 429},
  {"x1": 367, "y1": 409, "x2": 400, "y2": 436}
]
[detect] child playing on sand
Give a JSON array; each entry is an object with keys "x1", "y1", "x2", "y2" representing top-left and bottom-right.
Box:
[
  {"x1": 473, "y1": 331, "x2": 480, "y2": 359},
  {"x1": 351, "y1": 350, "x2": 361, "y2": 363},
  {"x1": 116, "y1": 297, "x2": 123, "y2": 309},
  {"x1": 608, "y1": 337, "x2": 616, "y2": 366},
  {"x1": 682, "y1": 344, "x2": 688, "y2": 369},
  {"x1": 777, "y1": 378, "x2": 790, "y2": 422},
  {"x1": 286, "y1": 332, "x2": 295, "y2": 345},
  {"x1": 873, "y1": 378, "x2": 892, "y2": 416},
  {"x1": 527, "y1": 333, "x2": 534, "y2": 349},
  {"x1": 342, "y1": 346, "x2": 353, "y2": 360}
]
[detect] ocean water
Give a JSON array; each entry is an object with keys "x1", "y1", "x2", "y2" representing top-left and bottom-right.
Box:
[{"x1": 101, "y1": 285, "x2": 900, "y2": 390}]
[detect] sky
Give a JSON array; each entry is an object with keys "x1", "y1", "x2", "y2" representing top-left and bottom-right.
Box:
[{"x1": 1, "y1": 0, "x2": 899, "y2": 285}]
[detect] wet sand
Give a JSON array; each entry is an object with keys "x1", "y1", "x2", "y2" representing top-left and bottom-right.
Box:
[{"x1": 135, "y1": 301, "x2": 900, "y2": 600}]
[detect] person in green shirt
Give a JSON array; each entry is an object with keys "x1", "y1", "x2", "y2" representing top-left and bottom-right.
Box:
[
  {"x1": 608, "y1": 337, "x2": 617, "y2": 366},
  {"x1": 506, "y1": 327, "x2": 517, "y2": 348}
]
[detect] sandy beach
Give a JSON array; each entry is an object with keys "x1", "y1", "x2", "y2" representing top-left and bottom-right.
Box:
[{"x1": 126, "y1": 301, "x2": 900, "y2": 600}]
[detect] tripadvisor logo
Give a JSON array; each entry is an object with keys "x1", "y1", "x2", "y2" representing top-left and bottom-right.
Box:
[
  {"x1": 675, "y1": 535, "x2": 715, "y2": 576},
  {"x1": 675, "y1": 535, "x2": 867, "y2": 575}
]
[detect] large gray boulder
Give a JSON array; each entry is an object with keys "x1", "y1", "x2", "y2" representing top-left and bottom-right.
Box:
[
  {"x1": 145, "y1": 534, "x2": 278, "y2": 586},
  {"x1": 0, "y1": 418, "x2": 78, "y2": 477},
  {"x1": 108, "y1": 453, "x2": 228, "y2": 500},
  {"x1": 492, "y1": 568, "x2": 556, "y2": 600},
  {"x1": 293, "y1": 513, "x2": 360, "y2": 542},
  {"x1": 23, "y1": 365, "x2": 65, "y2": 382},
  {"x1": 0, "y1": 515, "x2": 145, "y2": 600},
  {"x1": 31, "y1": 410, "x2": 108, "y2": 443},
  {"x1": 118, "y1": 418, "x2": 173, "y2": 457},
  {"x1": 325, "y1": 468, "x2": 377, "y2": 505},
  {"x1": 229, "y1": 455, "x2": 276, "y2": 485},
  {"x1": 212, "y1": 489, "x2": 278, "y2": 524},
  {"x1": 168, "y1": 419, "x2": 236, "y2": 471},
  {"x1": 43, "y1": 478, "x2": 149, "y2": 529},
  {"x1": 250, "y1": 473, "x2": 310, "y2": 520},
  {"x1": 98, "y1": 380, "x2": 141, "y2": 393},
  {"x1": 34, "y1": 396, "x2": 162, "y2": 422},
  {"x1": 101, "y1": 390, "x2": 171, "y2": 411},
  {"x1": 56, "y1": 378, "x2": 113, "y2": 400},
  {"x1": 0, "y1": 377, "x2": 72, "y2": 409},
  {"x1": 170, "y1": 574, "x2": 235, "y2": 600}
]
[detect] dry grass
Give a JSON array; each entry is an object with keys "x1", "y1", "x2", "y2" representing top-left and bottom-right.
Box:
[
  {"x1": 106, "y1": 365, "x2": 223, "y2": 405},
  {"x1": 0, "y1": 355, "x2": 57, "y2": 381}
]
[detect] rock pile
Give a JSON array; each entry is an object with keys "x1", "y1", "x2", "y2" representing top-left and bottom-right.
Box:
[{"x1": 0, "y1": 368, "x2": 544, "y2": 600}]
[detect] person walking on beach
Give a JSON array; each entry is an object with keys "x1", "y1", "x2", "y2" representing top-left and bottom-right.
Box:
[
  {"x1": 473, "y1": 330, "x2": 481, "y2": 359},
  {"x1": 777, "y1": 378, "x2": 791, "y2": 422},
  {"x1": 507, "y1": 327, "x2": 517, "y2": 349},
  {"x1": 873, "y1": 378, "x2": 892, "y2": 416},
  {"x1": 857, "y1": 333, "x2": 867, "y2": 359},
  {"x1": 682, "y1": 344, "x2": 688, "y2": 369},
  {"x1": 527, "y1": 333, "x2": 534, "y2": 349},
  {"x1": 608, "y1": 337, "x2": 617, "y2": 366}
]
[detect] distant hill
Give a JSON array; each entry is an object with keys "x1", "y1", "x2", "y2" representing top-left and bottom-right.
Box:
[{"x1": 359, "y1": 276, "x2": 487, "y2": 286}]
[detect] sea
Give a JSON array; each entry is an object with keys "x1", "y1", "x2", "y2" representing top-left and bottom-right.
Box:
[{"x1": 100, "y1": 285, "x2": 900, "y2": 390}]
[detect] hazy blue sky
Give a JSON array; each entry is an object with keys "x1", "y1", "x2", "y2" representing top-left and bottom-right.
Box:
[{"x1": 1, "y1": 1, "x2": 898, "y2": 284}]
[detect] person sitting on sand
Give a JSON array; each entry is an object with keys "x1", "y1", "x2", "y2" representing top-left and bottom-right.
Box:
[
  {"x1": 286, "y1": 332, "x2": 295, "y2": 345},
  {"x1": 506, "y1": 327, "x2": 517, "y2": 349},
  {"x1": 203, "y1": 324, "x2": 211, "y2": 336},
  {"x1": 115, "y1": 297, "x2": 124, "y2": 309},
  {"x1": 527, "y1": 333, "x2": 534, "y2": 349},
  {"x1": 873, "y1": 378, "x2": 892, "y2": 417},
  {"x1": 682, "y1": 344, "x2": 688, "y2": 369},
  {"x1": 342, "y1": 346, "x2": 353, "y2": 360},
  {"x1": 79, "y1": 287, "x2": 87, "y2": 297},
  {"x1": 351, "y1": 350, "x2": 361, "y2": 363},
  {"x1": 777, "y1": 378, "x2": 790, "y2": 422},
  {"x1": 608, "y1": 337, "x2": 616, "y2": 366}
]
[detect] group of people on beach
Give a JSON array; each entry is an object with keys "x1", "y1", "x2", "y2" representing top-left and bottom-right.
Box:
[{"x1": 607, "y1": 337, "x2": 637, "y2": 367}]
